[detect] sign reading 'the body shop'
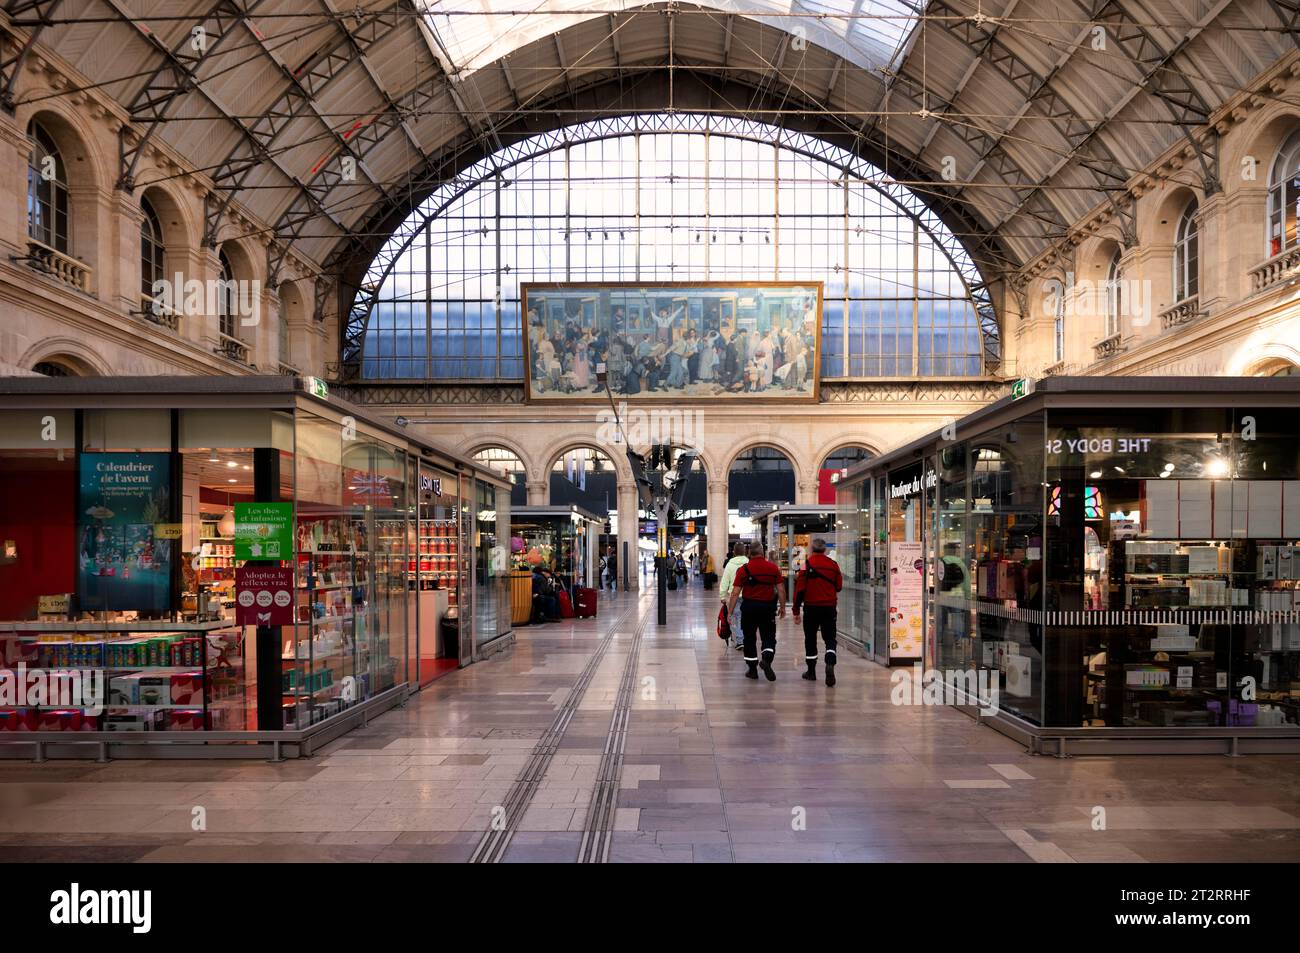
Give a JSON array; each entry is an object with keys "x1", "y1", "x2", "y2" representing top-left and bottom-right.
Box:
[
  {"x1": 77, "y1": 453, "x2": 173, "y2": 612},
  {"x1": 234, "y1": 502, "x2": 294, "y2": 561}
]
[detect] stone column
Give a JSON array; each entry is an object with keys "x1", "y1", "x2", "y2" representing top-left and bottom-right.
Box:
[
  {"x1": 0, "y1": 115, "x2": 29, "y2": 260},
  {"x1": 616, "y1": 481, "x2": 639, "y2": 591},
  {"x1": 526, "y1": 480, "x2": 548, "y2": 505},
  {"x1": 1197, "y1": 191, "x2": 1228, "y2": 317},
  {"x1": 797, "y1": 478, "x2": 818, "y2": 505},
  {"x1": 707, "y1": 479, "x2": 729, "y2": 576}
]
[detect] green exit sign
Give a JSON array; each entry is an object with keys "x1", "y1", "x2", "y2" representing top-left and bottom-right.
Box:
[
  {"x1": 304, "y1": 376, "x2": 329, "y2": 399},
  {"x1": 1011, "y1": 377, "x2": 1034, "y2": 400}
]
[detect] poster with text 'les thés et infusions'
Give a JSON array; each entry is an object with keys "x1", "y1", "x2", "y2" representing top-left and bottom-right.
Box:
[
  {"x1": 77, "y1": 452, "x2": 173, "y2": 613},
  {"x1": 888, "y1": 541, "x2": 924, "y2": 661}
]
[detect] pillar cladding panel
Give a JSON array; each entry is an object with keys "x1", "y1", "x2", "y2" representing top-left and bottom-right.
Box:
[{"x1": 617, "y1": 481, "x2": 640, "y2": 591}]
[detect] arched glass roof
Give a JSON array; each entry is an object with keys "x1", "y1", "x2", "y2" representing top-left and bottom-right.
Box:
[
  {"x1": 415, "y1": 0, "x2": 924, "y2": 78},
  {"x1": 350, "y1": 112, "x2": 996, "y2": 380}
]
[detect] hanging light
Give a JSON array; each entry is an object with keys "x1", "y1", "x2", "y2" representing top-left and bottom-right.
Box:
[{"x1": 217, "y1": 509, "x2": 236, "y2": 537}]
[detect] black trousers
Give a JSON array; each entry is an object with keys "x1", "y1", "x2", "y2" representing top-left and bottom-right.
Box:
[
  {"x1": 802, "y1": 604, "x2": 838, "y2": 665},
  {"x1": 741, "y1": 599, "x2": 777, "y2": 664}
]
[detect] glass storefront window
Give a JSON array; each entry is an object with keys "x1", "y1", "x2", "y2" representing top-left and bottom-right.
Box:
[
  {"x1": 970, "y1": 412, "x2": 1044, "y2": 724},
  {"x1": 1044, "y1": 409, "x2": 1232, "y2": 728},
  {"x1": 474, "y1": 478, "x2": 511, "y2": 652},
  {"x1": 412, "y1": 464, "x2": 462, "y2": 686}
]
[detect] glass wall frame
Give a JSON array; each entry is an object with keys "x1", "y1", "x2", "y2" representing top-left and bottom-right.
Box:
[{"x1": 352, "y1": 115, "x2": 996, "y2": 382}]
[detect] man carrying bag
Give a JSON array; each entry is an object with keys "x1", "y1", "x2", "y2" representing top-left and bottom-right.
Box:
[{"x1": 792, "y1": 538, "x2": 843, "y2": 686}]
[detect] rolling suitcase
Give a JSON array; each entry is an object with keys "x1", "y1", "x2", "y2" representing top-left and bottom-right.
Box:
[
  {"x1": 575, "y1": 586, "x2": 598, "y2": 618},
  {"x1": 557, "y1": 589, "x2": 575, "y2": 619}
]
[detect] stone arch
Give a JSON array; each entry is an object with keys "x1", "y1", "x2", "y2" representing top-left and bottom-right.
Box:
[
  {"x1": 1229, "y1": 340, "x2": 1300, "y2": 377},
  {"x1": 21, "y1": 105, "x2": 106, "y2": 281},
  {"x1": 541, "y1": 436, "x2": 631, "y2": 485},
  {"x1": 1142, "y1": 184, "x2": 1203, "y2": 250},
  {"x1": 723, "y1": 437, "x2": 811, "y2": 486},
  {"x1": 217, "y1": 235, "x2": 262, "y2": 285},
  {"x1": 138, "y1": 182, "x2": 195, "y2": 262},
  {"x1": 20, "y1": 337, "x2": 111, "y2": 377},
  {"x1": 19, "y1": 103, "x2": 107, "y2": 194},
  {"x1": 465, "y1": 435, "x2": 539, "y2": 483},
  {"x1": 812, "y1": 438, "x2": 879, "y2": 472},
  {"x1": 1221, "y1": 103, "x2": 1300, "y2": 199}
]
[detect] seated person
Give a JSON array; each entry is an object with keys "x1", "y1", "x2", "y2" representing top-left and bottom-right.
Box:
[{"x1": 531, "y1": 567, "x2": 561, "y2": 623}]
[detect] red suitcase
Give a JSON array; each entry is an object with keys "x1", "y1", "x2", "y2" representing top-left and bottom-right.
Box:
[
  {"x1": 574, "y1": 587, "x2": 598, "y2": 618},
  {"x1": 557, "y1": 589, "x2": 575, "y2": 619}
]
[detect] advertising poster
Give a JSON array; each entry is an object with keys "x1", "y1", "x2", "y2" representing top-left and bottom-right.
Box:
[
  {"x1": 234, "y1": 502, "x2": 294, "y2": 561},
  {"x1": 235, "y1": 566, "x2": 295, "y2": 626},
  {"x1": 77, "y1": 452, "x2": 173, "y2": 612},
  {"x1": 888, "y1": 541, "x2": 924, "y2": 660}
]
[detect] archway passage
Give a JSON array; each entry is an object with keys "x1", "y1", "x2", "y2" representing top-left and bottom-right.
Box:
[
  {"x1": 818, "y1": 445, "x2": 874, "y2": 504},
  {"x1": 548, "y1": 446, "x2": 618, "y2": 516},
  {"x1": 472, "y1": 447, "x2": 528, "y2": 507},
  {"x1": 728, "y1": 446, "x2": 796, "y2": 544}
]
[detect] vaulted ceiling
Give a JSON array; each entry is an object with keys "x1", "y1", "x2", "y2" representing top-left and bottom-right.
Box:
[{"x1": 4, "y1": 0, "x2": 1294, "y2": 288}]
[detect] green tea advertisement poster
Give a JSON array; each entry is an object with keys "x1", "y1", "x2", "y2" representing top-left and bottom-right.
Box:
[{"x1": 77, "y1": 452, "x2": 173, "y2": 612}]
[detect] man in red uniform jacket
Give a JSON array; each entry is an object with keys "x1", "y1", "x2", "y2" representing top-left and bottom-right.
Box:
[
  {"x1": 793, "y1": 538, "x2": 843, "y2": 686},
  {"x1": 725, "y1": 540, "x2": 785, "y2": 681}
]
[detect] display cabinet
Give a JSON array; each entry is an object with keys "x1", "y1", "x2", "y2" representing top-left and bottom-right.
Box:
[{"x1": 0, "y1": 620, "x2": 245, "y2": 732}]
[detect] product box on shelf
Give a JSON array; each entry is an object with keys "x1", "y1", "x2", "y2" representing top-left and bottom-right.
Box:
[
  {"x1": 166, "y1": 709, "x2": 206, "y2": 731},
  {"x1": 1, "y1": 638, "x2": 39, "y2": 667},
  {"x1": 38, "y1": 709, "x2": 95, "y2": 731},
  {"x1": 1259, "y1": 545, "x2": 1278, "y2": 581},
  {"x1": 170, "y1": 673, "x2": 203, "y2": 706},
  {"x1": 0, "y1": 708, "x2": 40, "y2": 731},
  {"x1": 1124, "y1": 664, "x2": 1171, "y2": 688},
  {"x1": 105, "y1": 710, "x2": 166, "y2": 731}
]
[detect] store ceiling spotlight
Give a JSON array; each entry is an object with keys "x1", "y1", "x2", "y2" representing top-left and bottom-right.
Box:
[{"x1": 1206, "y1": 456, "x2": 1230, "y2": 478}]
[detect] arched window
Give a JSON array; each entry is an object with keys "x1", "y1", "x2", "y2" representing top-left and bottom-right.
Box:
[
  {"x1": 1105, "y1": 249, "x2": 1123, "y2": 339},
  {"x1": 32, "y1": 360, "x2": 74, "y2": 377},
  {"x1": 1174, "y1": 201, "x2": 1199, "y2": 303},
  {"x1": 217, "y1": 248, "x2": 237, "y2": 340},
  {"x1": 1268, "y1": 128, "x2": 1300, "y2": 257},
  {"x1": 27, "y1": 121, "x2": 68, "y2": 253},
  {"x1": 473, "y1": 447, "x2": 527, "y2": 506},
  {"x1": 356, "y1": 116, "x2": 993, "y2": 381},
  {"x1": 140, "y1": 197, "x2": 166, "y2": 308}
]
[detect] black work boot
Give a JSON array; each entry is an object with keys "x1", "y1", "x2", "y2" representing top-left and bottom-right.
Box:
[
  {"x1": 825, "y1": 661, "x2": 836, "y2": 687},
  {"x1": 745, "y1": 661, "x2": 759, "y2": 679},
  {"x1": 801, "y1": 660, "x2": 817, "y2": 681},
  {"x1": 760, "y1": 656, "x2": 776, "y2": 681}
]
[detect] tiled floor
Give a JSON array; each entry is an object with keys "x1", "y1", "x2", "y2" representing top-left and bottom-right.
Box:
[{"x1": 2, "y1": 585, "x2": 1299, "y2": 862}]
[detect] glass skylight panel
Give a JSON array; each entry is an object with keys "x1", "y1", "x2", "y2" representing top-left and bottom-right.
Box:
[{"x1": 414, "y1": 0, "x2": 926, "y2": 79}]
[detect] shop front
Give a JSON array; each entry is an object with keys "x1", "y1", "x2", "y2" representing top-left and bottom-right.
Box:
[
  {"x1": 752, "y1": 505, "x2": 837, "y2": 600},
  {"x1": 510, "y1": 506, "x2": 602, "y2": 618},
  {"x1": 836, "y1": 377, "x2": 1300, "y2": 754},
  {"x1": 0, "y1": 377, "x2": 511, "y2": 758}
]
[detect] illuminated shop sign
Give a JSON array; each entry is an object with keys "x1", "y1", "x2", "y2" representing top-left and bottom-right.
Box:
[
  {"x1": 889, "y1": 470, "x2": 938, "y2": 499},
  {"x1": 1045, "y1": 437, "x2": 1155, "y2": 455}
]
